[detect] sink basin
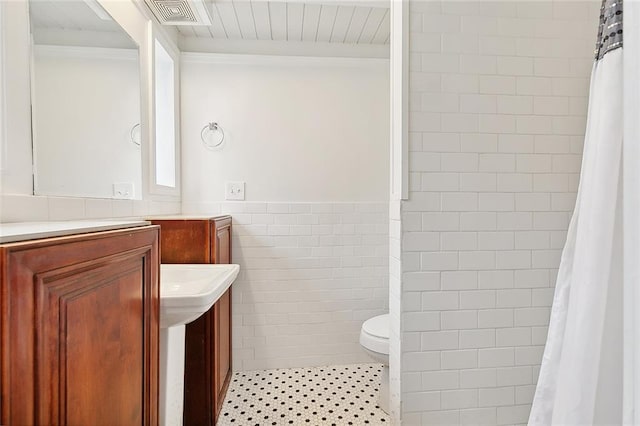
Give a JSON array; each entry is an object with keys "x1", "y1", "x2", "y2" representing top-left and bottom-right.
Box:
[
  {"x1": 160, "y1": 264, "x2": 240, "y2": 328},
  {"x1": 159, "y1": 263, "x2": 240, "y2": 426}
]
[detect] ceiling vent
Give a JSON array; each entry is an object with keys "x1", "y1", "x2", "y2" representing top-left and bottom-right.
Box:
[{"x1": 144, "y1": 0, "x2": 212, "y2": 26}]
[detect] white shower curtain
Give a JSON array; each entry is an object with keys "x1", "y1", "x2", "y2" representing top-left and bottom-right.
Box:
[
  {"x1": 622, "y1": 2, "x2": 640, "y2": 424},
  {"x1": 528, "y1": 1, "x2": 628, "y2": 424}
]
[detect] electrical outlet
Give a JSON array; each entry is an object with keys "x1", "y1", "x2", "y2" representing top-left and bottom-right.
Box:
[
  {"x1": 113, "y1": 182, "x2": 134, "y2": 199},
  {"x1": 225, "y1": 181, "x2": 245, "y2": 200}
]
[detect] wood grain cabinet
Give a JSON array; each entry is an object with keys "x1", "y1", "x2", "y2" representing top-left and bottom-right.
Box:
[
  {"x1": 149, "y1": 216, "x2": 232, "y2": 425},
  {"x1": 0, "y1": 226, "x2": 160, "y2": 426}
]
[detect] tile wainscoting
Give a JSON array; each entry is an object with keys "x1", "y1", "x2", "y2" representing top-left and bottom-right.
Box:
[
  {"x1": 1, "y1": 194, "x2": 181, "y2": 222},
  {"x1": 183, "y1": 201, "x2": 390, "y2": 371}
]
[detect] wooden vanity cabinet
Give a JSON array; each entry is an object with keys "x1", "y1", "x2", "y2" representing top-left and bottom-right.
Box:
[
  {"x1": 149, "y1": 216, "x2": 232, "y2": 425},
  {"x1": 0, "y1": 226, "x2": 160, "y2": 426}
]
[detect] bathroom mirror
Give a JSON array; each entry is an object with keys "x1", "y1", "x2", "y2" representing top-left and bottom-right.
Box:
[{"x1": 29, "y1": 0, "x2": 142, "y2": 199}]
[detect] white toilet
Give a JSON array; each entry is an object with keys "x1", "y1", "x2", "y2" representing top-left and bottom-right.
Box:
[{"x1": 359, "y1": 314, "x2": 389, "y2": 414}]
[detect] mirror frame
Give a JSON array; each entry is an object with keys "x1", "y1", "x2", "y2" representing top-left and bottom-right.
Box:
[
  {"x1": 0, "y1": 1, "x2": 34, "y2": 195},
  {"x1": 0, "y1": 3, "x2": 5, "y2": 173}
]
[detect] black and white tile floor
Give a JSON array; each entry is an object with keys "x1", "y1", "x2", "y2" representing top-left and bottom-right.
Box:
[{"x1": 217, "y1": 363, "x2": 390, "y2": 426}]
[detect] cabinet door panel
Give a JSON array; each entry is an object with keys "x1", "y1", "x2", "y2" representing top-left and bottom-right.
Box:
[
  {"x1": 46, "y1": 260, "x2": 145, "y2": 425},
  {"x1": 154, "y1": 220, "x2": 210, "y2": 264},
  {"x1": 214, "y1": 289, "x2": 231, "y2": 400},
  {"x1": 211, "y1": 218, "x2": 231, "y2": 265},
  {"x1": 1, "y1": 228, "x2": 159, "y2": 426},
  {"x1": 212, "y1": 217, "x2": 232, "y2": 422},
  {"x1": 216, "y1": 228, "x2": 230, "y2": 265}
]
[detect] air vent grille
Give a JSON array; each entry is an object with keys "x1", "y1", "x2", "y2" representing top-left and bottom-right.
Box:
[
  {"x1": 144, "y1": 0, "x2": 212, "y2": 26},
  {"x1": 150, "y1": 0, "x2": 197, "y2": 22}
]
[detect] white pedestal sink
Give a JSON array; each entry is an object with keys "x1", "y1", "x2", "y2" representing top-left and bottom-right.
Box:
[{"x1": 159, "y1": 264, "x2": 240, "y2": 426}]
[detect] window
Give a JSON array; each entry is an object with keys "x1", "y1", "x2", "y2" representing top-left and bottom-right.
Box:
[{"x1": 154, "y1": 39, "x2": 175, "y2": 188}]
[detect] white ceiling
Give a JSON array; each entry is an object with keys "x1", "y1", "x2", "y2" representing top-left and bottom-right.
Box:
[
  {"x1": 29, "y1": 0, "x2": 118, "y2": 33},
  {"x1": 178, "y1": 1, "x2": 390, "y2": 46},
  {"x1": 29, "y1": 0, "x2": 391, "y2": 57},
  {"x1": 29, "y1": 0, "x2": 137, "y2": 49}
]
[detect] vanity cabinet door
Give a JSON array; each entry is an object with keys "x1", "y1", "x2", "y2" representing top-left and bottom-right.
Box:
[
  {"x1": 211, "y1": 217, "x2": 231, "y2": 264},
  {"x1": 211, "y1": 216, "x2": 233, "y2": 420},
  {"x1": 213, "y1": 289, "x2": 232, "y2": 415},
  {"x1": 0, "y1": 227, "x2": 160, "y2": 426}
]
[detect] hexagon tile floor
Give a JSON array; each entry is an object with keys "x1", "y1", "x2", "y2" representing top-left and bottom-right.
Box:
[{"x1": 217, "y1": 363, "x2": 390, "y2": 425}]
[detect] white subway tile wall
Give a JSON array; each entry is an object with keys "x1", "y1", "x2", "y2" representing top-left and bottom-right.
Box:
[
  {"x1": 389, "y1": 200, "x2": 403, "y2": 424},
  {"x1": 402, "y1": 1, "x2": 598, "y2": 424},
  {"x1": 184, "y1": 202, "x2": 389, "y2": 371},
  {"x1": 0, "y1": 194, "x2": 180, "y2": 222}
]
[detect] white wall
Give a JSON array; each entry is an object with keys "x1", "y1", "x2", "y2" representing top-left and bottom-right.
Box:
[
  {"x1": 181, "y1": 55, "x2": 391, "y2": 370},
  {"x1": 33, "y1": 46, "x2": 142, "y2": 199},
  {"x1": 399, "y1": 1, "x2": 598, "y2": 424},
  {"x1": 389, "y1": 0, "x2": 409, "y2": 423},
  {"x1": 181, "y1": 54, "x2": 390, "y2": 204}
]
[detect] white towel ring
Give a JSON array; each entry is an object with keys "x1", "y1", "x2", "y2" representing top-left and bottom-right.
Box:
[{"x1": 201, "y1": 122, "x2": 225, "y2": 150}]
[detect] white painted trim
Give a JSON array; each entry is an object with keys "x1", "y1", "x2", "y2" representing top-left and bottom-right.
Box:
[
  {"x1": 30, "y1": 29, "x2": 40, "y2": 198},
  {"x1": 1, "y1": 0, "x2": 34, "y2": 195},
  {"x1": 154, "y1": 25, "x2": 181, "y2": 59},
  {"x1": 33, "y1": 44, "x2": 138, "y2": 61},
  {"x1": 181, "y1": 51, "x2": 389, "y2": 69},
  {"x1": 0, "y1": 2, "x2": 6, "y2": 173},
  {"x1": 142, "y1": 19, "x2": 155, "y2": 201},
  {"x1": 84, "y1": 0, "x2": 112, "y2": 21},
  {"x1": 389, "y1": 0, "x2": 407, "y2": 201},
  {"x1": 179, "y1": 37, "x2": 389, "y2": 59},
  {"x1": 400, "y1": 0, "x2": 408, "y2": 201}
]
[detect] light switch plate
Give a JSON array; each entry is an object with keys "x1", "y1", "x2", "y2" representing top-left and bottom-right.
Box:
[
  {"x1": 225, "y1": 181, "x2": 245, "y2": 200},
  {"x1": 113, "y1": 182, "x2": 134, "y2": 199}
]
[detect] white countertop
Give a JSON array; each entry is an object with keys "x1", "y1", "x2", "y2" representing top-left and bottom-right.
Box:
[
  {"x1": 146, "y1": 215, "x2": 230, "y2": 220},
  {"x1": 0, "y1": 220, "x2": 151, "y2": 243}
]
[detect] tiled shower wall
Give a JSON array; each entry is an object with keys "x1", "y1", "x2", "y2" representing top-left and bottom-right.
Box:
[
  {"x1": 401, "y1": 1, "x2": 599, "y2": 424},
  {"x1": 183, "y1": 201, "x2": 389, "y2": 371}
]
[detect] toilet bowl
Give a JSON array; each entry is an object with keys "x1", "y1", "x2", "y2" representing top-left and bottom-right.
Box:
[{"x1": 360, "y1": 314, "x2": 389, "y2": 414}]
